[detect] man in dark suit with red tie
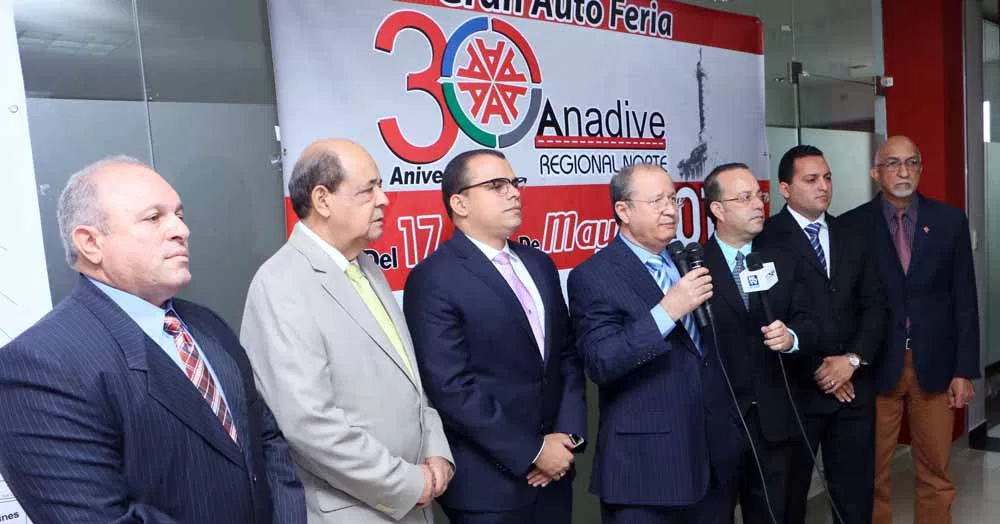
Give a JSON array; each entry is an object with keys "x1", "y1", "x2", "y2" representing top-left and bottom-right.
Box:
[
  {"x1": 403, "y1": 149, "x2": 587, "y2": 523},
  {"x1": 0, "y1": 157, "x2": 305, "y2": 523},
  {"x1": 840, "y1": 136, "x2": 980, "y2": 524}
]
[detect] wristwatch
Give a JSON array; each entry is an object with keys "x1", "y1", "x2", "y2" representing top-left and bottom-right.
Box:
[
  {"x1": 567, "y1": 434, "x2": 585, "y2": 449},
  {"x1": 847, "y1": 353, "x2": 861, "y2": 369}
]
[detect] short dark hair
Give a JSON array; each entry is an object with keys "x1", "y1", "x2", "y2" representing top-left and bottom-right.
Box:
[
  {"x1": 441, "y1": 149, "x2": 507, "y2": 219},
  {"x1": 288, "y1": 148, "x2": 346, "y2": 219},
  {"x1": 777, "y1": 144, "x2": 825, "y2": 184},
  {"x1": 609, "y1": 163, "x2": 666, "y2": 225},
  {"x1": 704, "y1": 162, "x2": 750, "y2": 225}
]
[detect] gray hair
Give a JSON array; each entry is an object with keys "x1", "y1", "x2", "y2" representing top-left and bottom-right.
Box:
[
  {"x1": 57, "y1": 155, "x2": 147, "y2": 267},
  {"x1": 288, "y1": 148, "x2": 346, "y2": 219},
  {"x1": 610, "y1": 163, "x2": 665, "y2": 225}
]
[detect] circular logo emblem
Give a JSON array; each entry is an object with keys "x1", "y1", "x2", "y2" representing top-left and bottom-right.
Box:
[{"x1": 441, "y1": 17, "x2": 543, "y2": 148}]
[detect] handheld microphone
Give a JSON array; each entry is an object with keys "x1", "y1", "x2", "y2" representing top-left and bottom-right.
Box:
[
  {"x1": 745, "y1": 252, "x2": 775, "y2": 324},
  {"x1": 679, "y1": 242, "x2": 711, "y2": 329}
]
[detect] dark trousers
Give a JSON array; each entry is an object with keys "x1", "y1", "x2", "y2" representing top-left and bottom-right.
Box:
[
  {"x1": 733, "y1": 406, "x2": 796, "y2": 524},
  {"x1": 601, "y1": 474, "x2": 735, "y2": 524},
  {"x1": 785, "y1": 402, "x2": 876, "y2": 524},
  {"x1": 442, "y1": 479, "x2": 572, "y2": 524}
]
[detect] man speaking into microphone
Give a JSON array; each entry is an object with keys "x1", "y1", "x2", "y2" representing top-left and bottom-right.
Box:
[
  {"x1": 568, "y1": 163, "x2": 744, "y2": 524},
  {"x1": 701, "y1": 163, "x2": 818, "y2": 524}
]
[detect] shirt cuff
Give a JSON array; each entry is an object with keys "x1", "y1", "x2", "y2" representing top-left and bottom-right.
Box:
[
  {"x1": 533, "y1": 442, "x2": 544, "y2": 464},
  {"x1": 650, "y1": 305, "x2": 676, "y2": 337},
  {"x1": 782, "y1": 328, "x2": 799, "y2": 353}
]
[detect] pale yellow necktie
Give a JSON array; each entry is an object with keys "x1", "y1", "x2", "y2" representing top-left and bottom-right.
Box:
[{"x1": 345, "y1": 262, "x2": 414, "y2": 378}]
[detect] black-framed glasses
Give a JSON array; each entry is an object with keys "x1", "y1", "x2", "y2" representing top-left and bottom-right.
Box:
[
  {"x1": 876, "y1": 157, "x2": 922, "y2": 173},
  {"x1": 458, "y1": 176, "x2": 527, "y2": 194},
  {"x1": 720, "y1": 191, "x2": 770, "y2": 205},
  {"x1": 626, "y1": 195, "x2": 687, "y2": 211}
]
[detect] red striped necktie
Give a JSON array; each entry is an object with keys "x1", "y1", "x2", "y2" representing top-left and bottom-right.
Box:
[{"x1": 163, "y1": 311, "x2": 239, "y2": 444}]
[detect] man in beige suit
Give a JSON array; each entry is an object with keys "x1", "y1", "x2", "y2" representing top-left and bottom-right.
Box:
[{"x1": 241, "y1": 139, "x2": 454, "y2": 523}]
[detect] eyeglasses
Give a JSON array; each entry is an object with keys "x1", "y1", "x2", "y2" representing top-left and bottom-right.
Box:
[
  {"x1": 876, "y1": 157, "x2": 922, "y2": 173},
  {"x1": 720, "y1": 191, "x2": 770, "y2": 205},
  {"x1": 458, "y1": 177, "x2": 527, "y2": 194},
  {"x1": 626, "y1": 195, "x2": 688, "y2": 211}
]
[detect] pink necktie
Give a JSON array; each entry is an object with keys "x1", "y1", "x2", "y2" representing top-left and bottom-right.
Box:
[
  {"x1": 163, "y1": 312, "x2": 239, "y2": 443},
  {"x1": 494, "y1": 252, "x2": 545, "y2": 356}
]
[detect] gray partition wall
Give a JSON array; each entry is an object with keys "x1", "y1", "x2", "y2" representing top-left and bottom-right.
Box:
[{"x1": 15, "y1": 0, "x2": 284, "y2": 329}]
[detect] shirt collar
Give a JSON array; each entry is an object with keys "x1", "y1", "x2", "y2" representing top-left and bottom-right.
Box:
[
  {"x1": 465, "y1": 234, "x2": 515, "y2": 264},
  {"x1": 879, "y1": 192, "x2": 918, "y2": 223},
  {"x1": 786, "y1": 205, "x2": 827, "y2": 231},
  {"x1": 714, "y1": 235, "x2": 752, "y2": 270},
  {"x1": 89, "y1": 277, "x2": 176, "y2": 343},
  {"x1": 618, "y1": 233, "x2": 671, "y2": 267},
  {"x1": 297, "y1": 221, "x2": 351, "y2": 271}
]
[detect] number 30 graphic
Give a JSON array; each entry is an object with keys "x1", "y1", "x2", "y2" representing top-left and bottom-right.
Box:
[{"x1": 374, "y1": 11, "x2": 459, "y2": 164}]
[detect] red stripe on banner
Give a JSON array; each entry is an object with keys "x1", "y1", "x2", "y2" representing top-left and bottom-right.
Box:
[
  {"x1": 394, "y1": 0, "x2": 763, "y2": 55},
  {"x1": 284, "y1": 180, "x2": 768, "y2": 291},
  {"x1": 535, "y1": 136, "x2": 666, "y2": 150}
]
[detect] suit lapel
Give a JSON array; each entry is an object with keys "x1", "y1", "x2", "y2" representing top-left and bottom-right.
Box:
[
  {"x1": 145, "y1": 336, "x2": 246, "y2": 468},
  {"x1": 705, "y1": 237, "x2": 749, "y2": 317},
  {"x1": 606, "y1": 237, "x2": 700, "y2": 358},
  {"x1": 289, "y1": 228, "x2": 419, "y2": 391},
  {"x1": 360, "y1": 255, "x2": 422, "y2": 389},
  {"x1": 511, "y1": 243, "x2": 554, "y2": 363},
  {"x1": 605, "y1": 237, "x2": 664, "y2": 310},
  {"x1": 71, "y1": 277, "x2": 245, "y2": 468},
  {"x1": 777, "y1": 207, "x2": 828, "y2": 280},
  {"x1": 180, "y1": 310, "x2": 251, "y2": 461},
  {"x1": 451, "y1": 232, "x2": 543, "y2": 364},
  {"x1": 827, "y1": 213, "x2": 843, "y2": 281},
  {"x1": 908, "y1": 194, "x2": 931, "y2": 277}
]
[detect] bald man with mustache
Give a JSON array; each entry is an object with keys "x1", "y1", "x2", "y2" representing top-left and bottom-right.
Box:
[
  {"x1": 240, "y1": 139, "x2": 454, "y2": 523},
  {"x1": 840, "y1": 136, "x2": 980, "y2": 524}
]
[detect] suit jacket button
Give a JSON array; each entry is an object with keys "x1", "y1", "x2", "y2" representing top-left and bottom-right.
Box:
[{"x1": 252, "y1": 475, "x2": 258, "y2": 483}]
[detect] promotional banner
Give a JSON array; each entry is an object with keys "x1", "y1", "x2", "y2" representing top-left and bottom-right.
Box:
[{"x1": 267, "y1": 0, "x2": 768, "y2": 291}]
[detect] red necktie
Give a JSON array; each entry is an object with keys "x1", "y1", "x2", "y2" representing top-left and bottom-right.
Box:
[
  {"x1": 893, "y1": 210, "x2": 912, "y2": 332},
  {"x1": 893, "y1": 210, "x2": 911, "y2": 273},
  {"x1": 163, "y1": 312, "x2": 239, "y2": 443}
]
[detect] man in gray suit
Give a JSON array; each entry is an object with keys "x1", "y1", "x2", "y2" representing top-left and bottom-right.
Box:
[{"x1": 240, "y1": 139, "x2": 454, "y2": 523}]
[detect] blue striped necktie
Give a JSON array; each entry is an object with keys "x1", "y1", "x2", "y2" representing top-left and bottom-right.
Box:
[
  {"x1": 804, "y1": 222, "x2": 828, "y2": 274},
  {"x1": 645, "y1": 256, "x2": 702, "y2": 354}
]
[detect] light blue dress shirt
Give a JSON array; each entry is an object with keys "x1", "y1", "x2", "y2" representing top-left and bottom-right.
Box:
[
  {"x1": 713, "y1": 237, "x2": 799, "y2": 353},
  {"x1": 89, "y1": 278, "x2": 230, "y2": 403}
]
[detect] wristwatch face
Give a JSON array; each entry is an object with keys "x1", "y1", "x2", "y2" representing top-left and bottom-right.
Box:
[{"x1": 848, "y1": 354, "x2": 861, "y2": 367}]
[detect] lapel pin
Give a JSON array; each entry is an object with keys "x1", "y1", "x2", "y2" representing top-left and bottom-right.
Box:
[{"x1": 923, "y1": 226, "x2": 930, "y2": 234}]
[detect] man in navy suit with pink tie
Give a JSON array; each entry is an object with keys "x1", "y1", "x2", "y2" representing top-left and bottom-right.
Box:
[{"x1": 404, "y1": 149, "x2": 587, "y2": 523}]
